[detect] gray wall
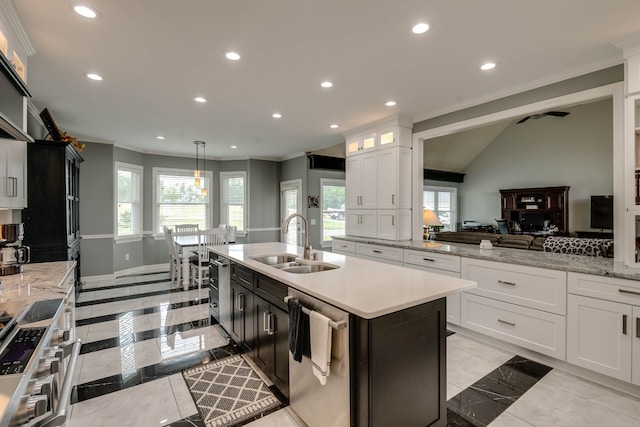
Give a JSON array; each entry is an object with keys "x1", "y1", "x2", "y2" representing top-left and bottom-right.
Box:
[
  {"x1": 79, "y1": 142, "x2": 115, "y2": 276},
  {"x1": 458, "y1": 99, "x2": 613, "y2": 231},
  {"x1": 247, "y1": 159, "x2": 281, "y2": 243}
]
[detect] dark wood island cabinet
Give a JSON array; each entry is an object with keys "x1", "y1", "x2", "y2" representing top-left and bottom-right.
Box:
[{"x1": 23, "y1": 140, "x2": 83, "y2": 287}]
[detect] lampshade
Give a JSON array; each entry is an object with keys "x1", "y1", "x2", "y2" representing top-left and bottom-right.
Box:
[{"x1": 422, "y1": 209, "x2": 443, "y2": 227}]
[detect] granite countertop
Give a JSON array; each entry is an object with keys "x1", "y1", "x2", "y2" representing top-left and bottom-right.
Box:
[
  {"x1": 333, "y1": 236, "x2": 640, "y2": 282},
  {"x1": 208, "y1": 242, "x2": 476, "y2": 319},
  {"x1": 0, "y1": 261, "x2": 76, "y2": 305}
]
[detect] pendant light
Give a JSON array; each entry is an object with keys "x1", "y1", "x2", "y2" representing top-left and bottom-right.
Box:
[
  {"x1": 193, "y1": 141, "x2": 204, "y2": 187},
  {"x1": 201, "y1": 142, "x2": 208, "y2": 196}
]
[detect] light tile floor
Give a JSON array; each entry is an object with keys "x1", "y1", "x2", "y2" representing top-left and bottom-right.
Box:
[{"x1": 68, "y1": 273, "x2": 640, "y2": 427}]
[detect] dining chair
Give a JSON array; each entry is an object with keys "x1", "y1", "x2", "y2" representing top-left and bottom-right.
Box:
[
  {"x1": 163, "y1": 226, "x2": 182, "y2": 284},
  {"x1": 175, "y1": 224, "x2": 200, "y2": 234},
  {"x1": 190, "y1": 228, "x2": 227, "y2": 288}
]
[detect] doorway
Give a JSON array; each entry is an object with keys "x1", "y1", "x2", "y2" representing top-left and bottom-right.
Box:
[{"x1": 280, "y1": 179, "x2": 302, "y2": 245}]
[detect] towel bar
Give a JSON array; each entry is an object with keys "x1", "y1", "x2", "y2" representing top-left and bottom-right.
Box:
[{"x1": 284, "y1": 296, "x2": 347, "y2": 330}]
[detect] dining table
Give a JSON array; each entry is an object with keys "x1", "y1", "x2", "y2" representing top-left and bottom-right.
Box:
[{"x1": 173, "y1": 233, "x2": 200, "y2": 290}]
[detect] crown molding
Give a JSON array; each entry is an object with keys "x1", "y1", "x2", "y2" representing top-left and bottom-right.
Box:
[
  {"x1": 0, "y1": 0, "x2": 35, "y2": 56},
  {"x1": 612, "y1": 33, "x2": 640, "y2": 57}
]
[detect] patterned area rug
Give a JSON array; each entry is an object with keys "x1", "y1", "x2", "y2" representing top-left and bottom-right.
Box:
[{"x1": 182, "y1": 355, "x2": 282, "y2": 427}]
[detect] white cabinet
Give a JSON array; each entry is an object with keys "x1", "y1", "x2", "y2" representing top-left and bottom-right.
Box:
[
  {"x1": 355, "y1": 242, "x2": 403, "y2": 266},
  {"x1": 567, "y1": 272, "x2": 640, "y2": 385},
  {"x1": 0, "y1": 139, "x2": 27, "y2": 208},
  {"x1": 332, "y1": 239, "x2": 356, "y2": 255},
  {"x1": 377, "y1": 147, "x2": 411, "y2": 209},
  {"x1": 404, "y1": 249, "x2": 462, "y2": 325},
  {"x1": 461, "y1": 258, "x2": 567, "y2": 359},
  {"x1": 345, "y1": 210, "x2": 377, "y2": 238},
  {"x1": 377, "y1": 209, "x2": 411, "y2": 241},
  {"x1": 346, "y1": 152, "x2": 377, "y2": 209},
  {"x1": 346, "y1": 132, "x2": 376, "y2": 156}
]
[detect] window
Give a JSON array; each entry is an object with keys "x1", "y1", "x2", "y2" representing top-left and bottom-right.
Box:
[
  {"x1": 423, "y1": 186, "x2": 457, "y2": 231},
  {"x1": 220, "y1": 171, "x2": 246, "y2": 231},
  {"x1": 115, "y1": 162, "x2": 143, "y2": 240},
  {"x1": 153, "y1": 167, "x2": 211, "y2": 234},
  {"x1": 321, "y1": 178, "x2": 346, "y2": 245}
]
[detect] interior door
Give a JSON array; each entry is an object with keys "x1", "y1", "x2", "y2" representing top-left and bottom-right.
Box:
[{"x1": 280, "y1": 179, "x2": 302, "y2": 245}]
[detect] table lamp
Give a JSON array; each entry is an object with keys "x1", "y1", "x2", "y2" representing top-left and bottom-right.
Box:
[{"x1": 423, "y1": 209, "x2": 443, "y2": 240}]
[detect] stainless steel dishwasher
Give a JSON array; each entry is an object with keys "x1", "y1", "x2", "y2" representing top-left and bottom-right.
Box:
[
  {"x1": 215, "y1": 257, "x2": 231, "y2": 337},
  {"x1": 288, "y1": 288, "x2": 350, "y2": 427}
]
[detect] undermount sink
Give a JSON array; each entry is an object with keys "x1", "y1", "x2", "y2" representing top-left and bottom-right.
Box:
[
  {"x1": 251, "y1": 253, "x2": 338, "y2": 274},
  {"x1": 250, "y1": 254, "x2": 298, "y2": 266},
  {"x1": 280, "y1": 263, "x2": 338, "y2": 274}
]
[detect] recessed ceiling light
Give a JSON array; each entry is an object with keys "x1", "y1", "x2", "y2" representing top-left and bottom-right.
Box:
[
  {"x1": 74, "y1": 5, "x2": 98, "y2": 18},
  {"x1": 272, "y1": 113, "x2": 282, "y2": 119},
  {"x1": 86, "y1": 73, "x2": 102, "y2": 81},
  {"x1": 225, "y1": 51, "x2": 240, "y2": 61},
  {"x1": 385, "y1": 100, "x2": 397, "y2": 107},
  {"x1": 194, "y1": 97, "x2": 207, "y2": 103},
  {"x1": 481, "y1": 62, "x2": 496, "y2": 71},
  {"x1": 412, "y1": 23, "x2": 429, "y2": 34},
  {"x1": 156, "y1": 136, "x2": 165, "y2": 140},
  {"x1": 321, "y1": 81, "x2": 333, "y2": 88},
  {"x1": 330, "y1": 124, "x2": 339, "y2": 129},
  {"x1": 230, "y1": 145, "x2": 238, "y2": 149}
]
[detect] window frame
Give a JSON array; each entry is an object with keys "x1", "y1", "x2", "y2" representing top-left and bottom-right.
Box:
[
  {"x1": 423, "y1": 185, "x2": 458, "y2": 231},
  {"x1": 152, "y1": 167, "x2": 212, "y2": 236},
  {"x1": 220, "y1": 171, "x2": 247, "y2": 232},
  {"x1": 114, "y1": 162, "x2": 144, "y2": 243},
  {"x1": 320, "y1": 178, "x2": 346, "y2": 247}
]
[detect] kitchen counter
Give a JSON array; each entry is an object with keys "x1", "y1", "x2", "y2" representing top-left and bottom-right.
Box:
[
  {"x1": 0, "y1": 261, "x2": 76, "y2": 304},
  {"x1": 333, "y1": 236, "x2": 640, "y2": 282},
  {"x1": 208, "y1": 242, "x2": 475, "y2": 319}
]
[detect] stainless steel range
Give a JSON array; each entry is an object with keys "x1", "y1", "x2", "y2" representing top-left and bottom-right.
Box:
[{"x1": 0, "y1": 298, "x2": 80, "y2": 427}]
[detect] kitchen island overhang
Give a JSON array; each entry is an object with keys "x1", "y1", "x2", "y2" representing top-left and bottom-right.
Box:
[{"x1": 208, "y1": 242, "x2": 476, "y2": 427}]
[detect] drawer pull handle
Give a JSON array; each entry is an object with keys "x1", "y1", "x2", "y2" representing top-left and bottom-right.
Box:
[
  {"x1": 498, "y1": 280, "x2": 516, "y2": 286},
  {"x1": 373, "y1": 250, "x2": 382, "y2": 254},
  {"x1": 498, "y1": 318, "x2": 516, "y2": 326},
  {"x1": 623, "y1": 314, "x2": 628, "y2": 335},
  {"x1": 637, "y1": 318, "x2": 640, "y2": 339},
  {"x1": 422, "y1": 258, "x2": 436, "y2": 262},
  {"x1": 619, "y1": 289, "x2": 640, "y2": 297}
]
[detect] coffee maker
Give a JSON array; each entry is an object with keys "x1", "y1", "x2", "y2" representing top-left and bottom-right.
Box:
[{"x1": 0, "y1": 223, "x2": 30, "y2": 275}]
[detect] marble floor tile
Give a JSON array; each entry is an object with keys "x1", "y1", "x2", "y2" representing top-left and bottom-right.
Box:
[
  {"x1": 84, "y1": 314, "x2": 153, "y2": 343},
  {"x1": 89, "y1": 298, "x2": 146, "y2": 318},
  {"x1": 447, "y1": 382, "x2": 464, "y2": 400},
  {"x1": 77, "y1": 338, "x2": 162, "y2": 384},
  {"x1": 68, "y1": 377, "x2": 183, "y2": 427},
  {"x1": 158, "y1": 326, "x2": 229, "y2": 361},
  {"x1": 506, "y1": 379, "x2": 640, "y2": 427},
  {"x1": 244, "y1": 408, "x2": 302, "y2": 427},
  {"x1": 76, "y1": 290, "x2": 97, "y2": 303},
  {"x1": 74, "y1": 305, "x2": 93, "y2": 320},
  {"x1": 487, "y1": 411, "x2": 535, "y2": 427},
  {"x1": 448, "y1": 333, "x2": 515, "y2": 366},
  {"x1": 142, "y1": 289, "x2": 206, "y2": 308},
  {"x1": 167, "y1": 373, "x2": 198, "y2": 419},
  {"x1": 447, "y1": 344, "x2": 508, "y2": 391}
]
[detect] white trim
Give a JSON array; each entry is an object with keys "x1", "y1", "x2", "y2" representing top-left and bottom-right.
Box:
[
  {"x1": 411, "y1": 83, "x2": 624, "y2": 243},
  {"x1": 320, "y1": 178, "x2": 346, "y2": 244},
  {"x1": 423, "y1": 185, "x2": 458, "y2": 232},
  {"x1": 80, "y1": 234, "x2": 114, "y2": 240},
  {"x1": 411, "y1": 58, "x2": 622, "y2": 124},
  {"x1": 114, "y1": 263, "x2": 169, "y2": 278},
  {"x1": 220, "y1": 171, "x2": 247, "y2": 232},
  {"x1": 280, "y1": 179, "x2": 303, "y2": 245},
  {"x1": 114, "y1": 236, "x2": 142, "y2": 244},
  {"x1": 115, "y1": 161, "x2": 144, "y2": 240},
  {"x1": 0, "y1": 0, "x2": 35, "y2": 55},
  {"x1": 246, "y1": 227, "x2": 281, "y2": 232}
]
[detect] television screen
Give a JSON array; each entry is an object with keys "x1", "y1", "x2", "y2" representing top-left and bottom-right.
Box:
[
  {"x1": 518, "y1": 212, "x2": 544, "y2": 231},
  {"x1": 590, "y1": 195, "x2": 613, "y2": 230}
]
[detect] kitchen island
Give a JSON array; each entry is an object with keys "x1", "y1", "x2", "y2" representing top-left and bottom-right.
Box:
[{"x1": 208, "y1": 242, "x2": 476, "y2": 427}]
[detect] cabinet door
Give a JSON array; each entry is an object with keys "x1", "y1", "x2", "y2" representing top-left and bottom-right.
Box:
[
  {"x1": 359, "y1": 152, "x2": 378, "y2": 208},
  {"x1": 377, "y1": 210, "x2": 398, "y2": 240},
  {"x1": 567, "y1": 294, "x2": 632, "y2": 382},
  {"x1": 230, "y1": 281, "x2": 253, "y2": 351},
  {"x1": 345, "y1": 156, "x2": 362, "y2": 209},
  {"x1": 253, "y1": 296, "x2": 273, "y2": 374},
  {"x1": 360, "y1": 210, "x2": 377, "y2": 238},
  {"x1": 271, "y1": 305, "x2": 289, "y2": 397},
  {"x1": 377, "y1": 148, "x2": 397, "y2": 209},
  {"x1": 634, "y1": 306, "x2": 640, "y2": 386},
  {"x1": 0, "y1": 140, "x2": 27, "y2": 208}
]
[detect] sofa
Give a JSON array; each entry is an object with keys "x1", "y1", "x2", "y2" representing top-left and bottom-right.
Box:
[{"x1": 433, "y1": 232, "x2": 614, "y2": 258}]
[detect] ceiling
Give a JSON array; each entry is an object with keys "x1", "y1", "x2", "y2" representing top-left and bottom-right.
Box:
[{"x1": 10, "y1": 0, "x2": 640, "y2": 160}]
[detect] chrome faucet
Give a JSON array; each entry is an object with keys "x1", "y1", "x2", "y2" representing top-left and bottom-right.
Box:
[{"x1": 282, "y1": 213, "x2": 312, "y2": 259}]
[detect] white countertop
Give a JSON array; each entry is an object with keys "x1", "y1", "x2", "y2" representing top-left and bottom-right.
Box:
[
  {"x1": 0, "y1": 261, "x2": 76, "y2": 305},
  {"x1": 208, "y1": 242, "x2": 476, "y2": 319}
]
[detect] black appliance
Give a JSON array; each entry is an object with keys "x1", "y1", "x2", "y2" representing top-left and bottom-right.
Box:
[{"x1": 590, "y1": 195, "x2": 613, "y2": 230}]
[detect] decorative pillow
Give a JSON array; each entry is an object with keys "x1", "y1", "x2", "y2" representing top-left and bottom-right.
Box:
[{"x1": 542, "y1": 236, "x2": 610, "y2": 257}]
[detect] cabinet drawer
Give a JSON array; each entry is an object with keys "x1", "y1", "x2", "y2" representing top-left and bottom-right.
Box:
[
  {"x1": 404, "y1": 250, "x2": 460, "y2": 273},
  {"x1": 356, "y1": 243, "x2": 403, "y2": 263},
  {"x1": 255, "y1": 273, "x2": 288, "y2": 311},
  {"x1": 231, "y1": 262, "x2": 253, "y2": 290},
  {"x1": 568, "y1": 272, "x2": 640, "y2": 305},
  {"x1": 461, "y1": 293, "x2": 566, "y2": 359},
  {"x1": 462, "y1": 258, "x2": 567, "y2": 315},
  {"x1": 332, "y1": 240, "x2": 356, "y2": 254}
]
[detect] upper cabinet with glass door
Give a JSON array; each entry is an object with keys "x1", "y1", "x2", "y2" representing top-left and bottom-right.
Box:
[{"x1": 345, "y1": 115, "x2": 412, "y2": 157}]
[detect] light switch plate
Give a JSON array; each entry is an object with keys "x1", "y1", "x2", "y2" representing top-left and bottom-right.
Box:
[{"x1": 310, "y1": 219, "x2": 316, "y2": 225}]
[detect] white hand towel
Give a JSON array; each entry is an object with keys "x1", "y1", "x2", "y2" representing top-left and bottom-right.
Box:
[{"x1": 309, "y1": 310, "x2": 332, "y2": 385}]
